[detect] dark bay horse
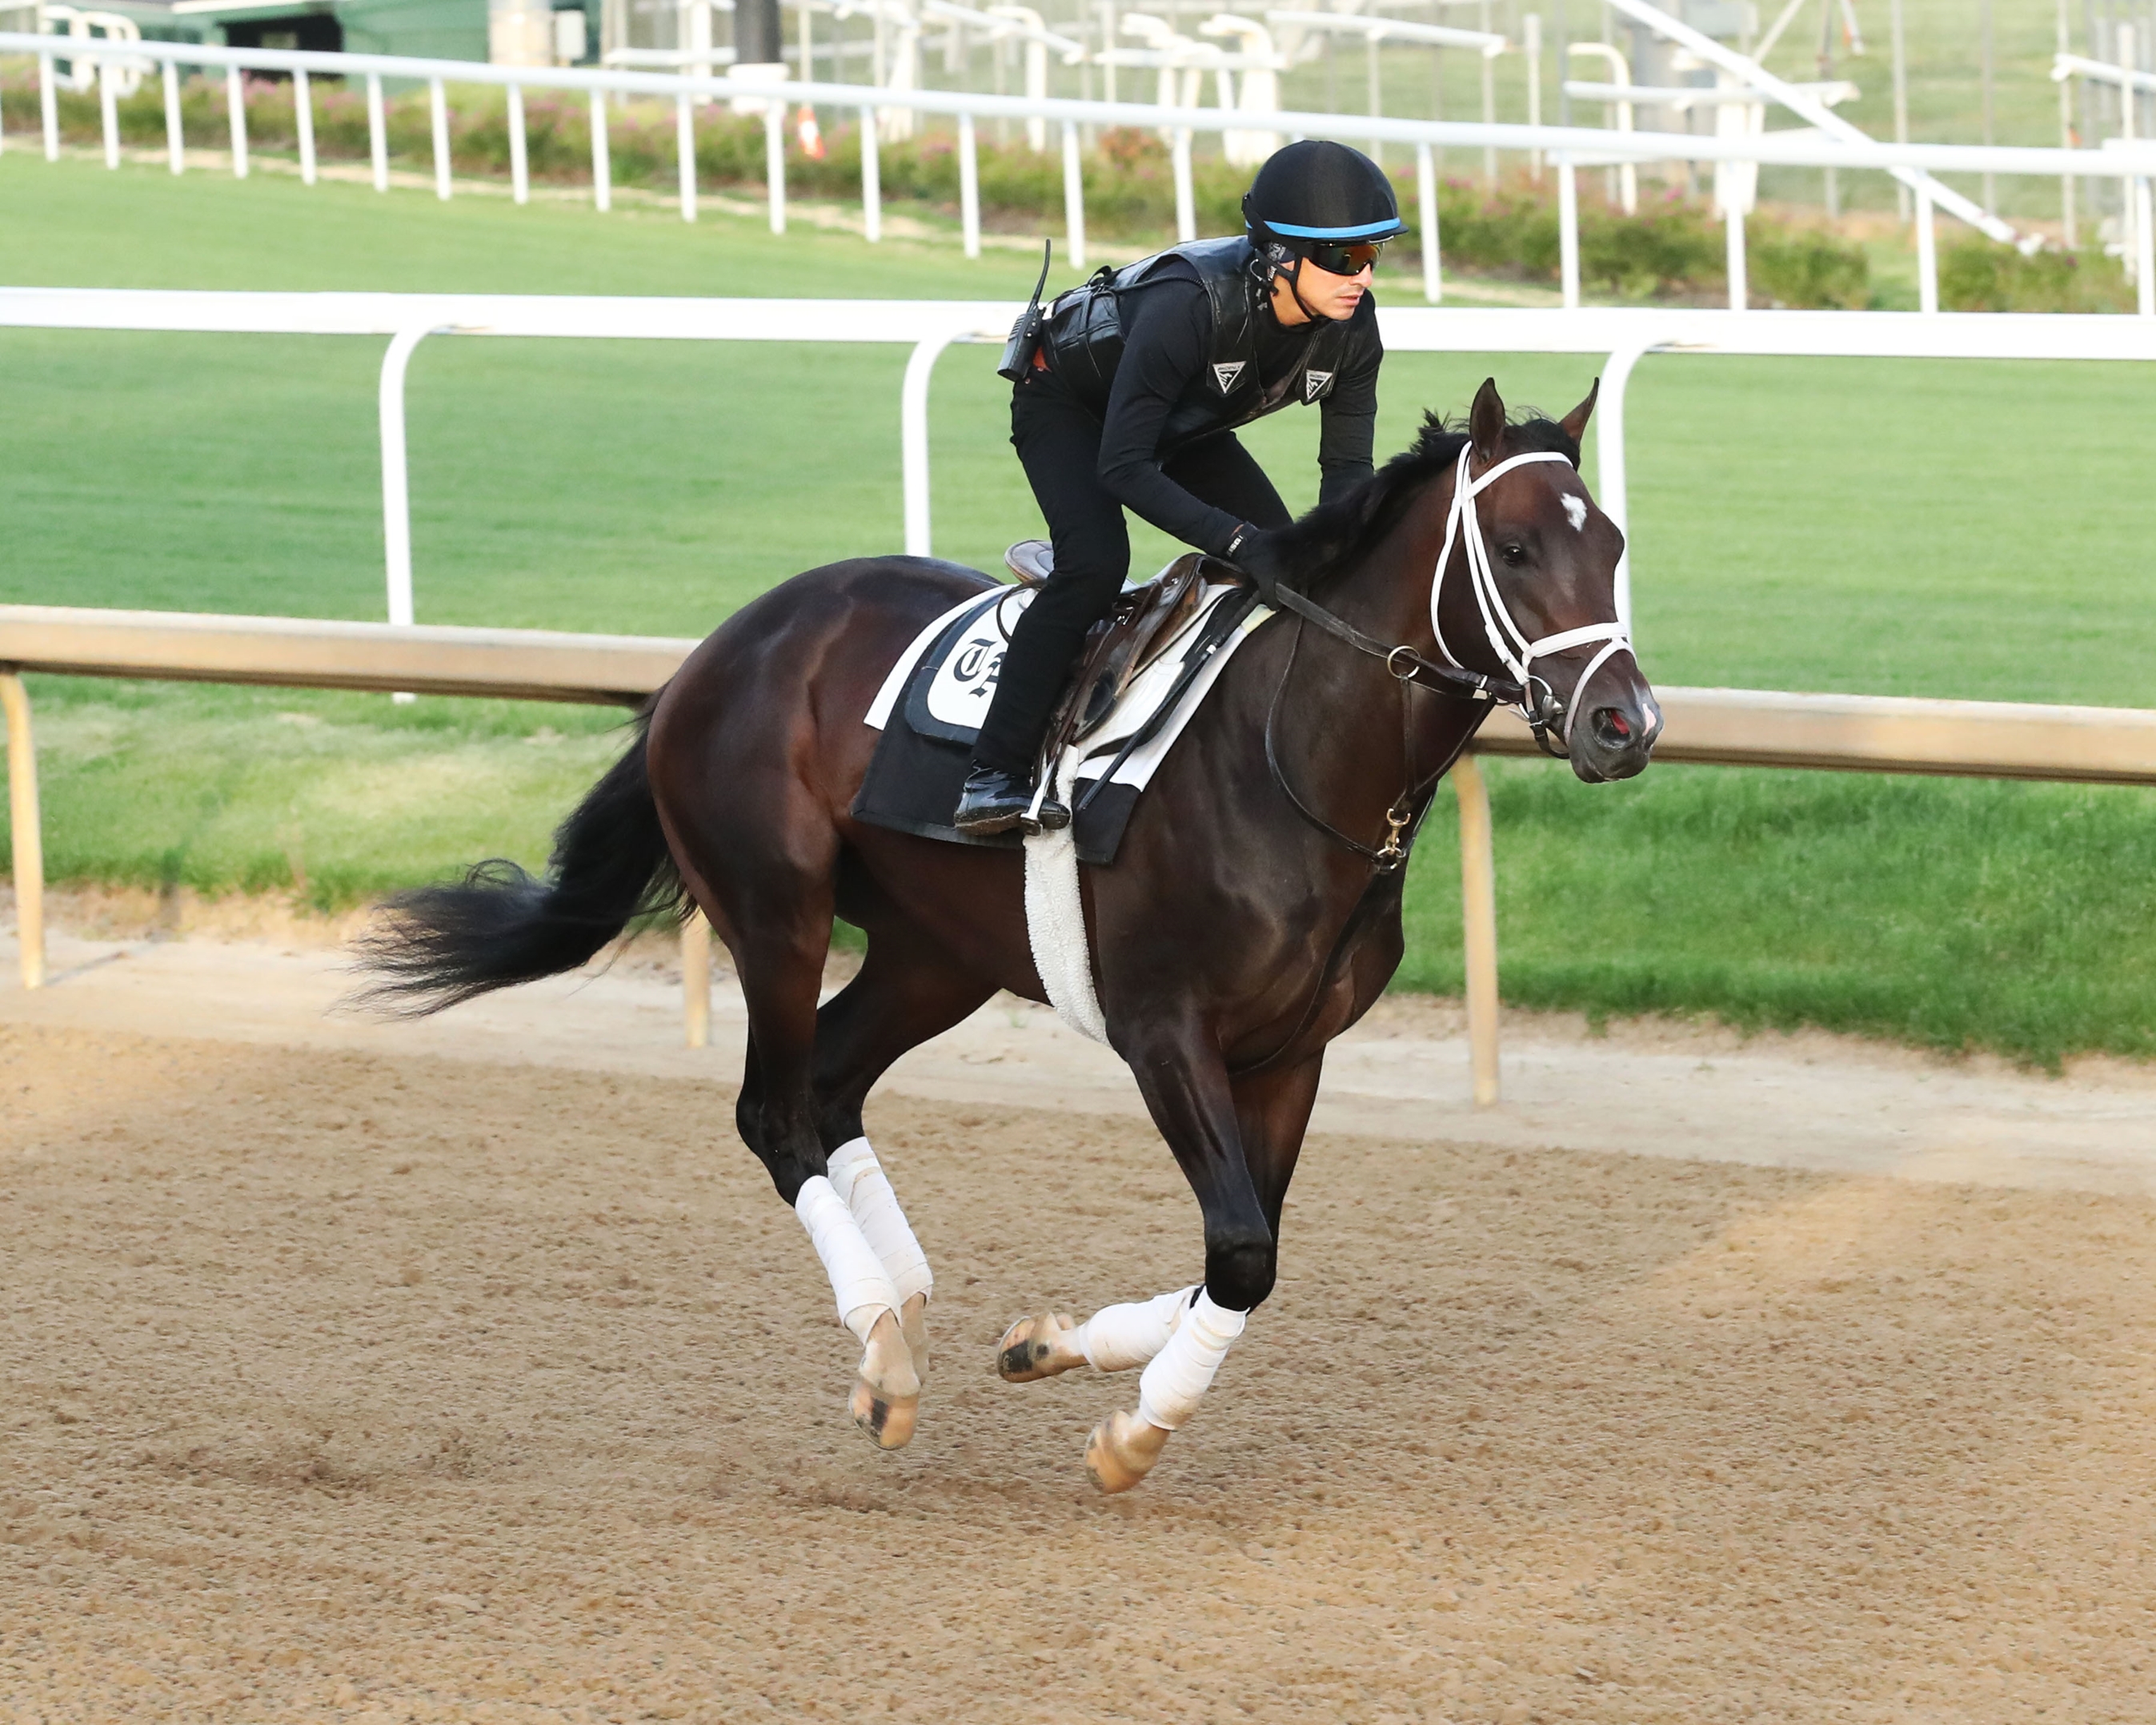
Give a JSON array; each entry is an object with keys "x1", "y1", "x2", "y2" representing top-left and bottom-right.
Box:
[{"x1": 359, "y1": 378, "x2": 1659, "y2": 1493}]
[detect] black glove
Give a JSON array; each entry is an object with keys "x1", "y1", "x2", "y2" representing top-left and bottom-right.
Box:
[{"x1": 1222, "y1": 523, "x2": 1288, "y2": 603}]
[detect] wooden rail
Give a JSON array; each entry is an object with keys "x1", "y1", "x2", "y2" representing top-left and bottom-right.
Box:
[{"x1": 6, "y1": 605, "x2": 2156, "y2": 1088}]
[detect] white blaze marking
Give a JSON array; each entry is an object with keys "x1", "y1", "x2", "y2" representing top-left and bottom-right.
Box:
[{"x1": 1561, "y1": 494, "x2": 1589, "y2": 532}]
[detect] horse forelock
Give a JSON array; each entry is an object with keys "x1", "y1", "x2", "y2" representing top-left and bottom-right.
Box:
[{"x1": 1279, "y1": 408, "x2": 1582, "y2": 593}]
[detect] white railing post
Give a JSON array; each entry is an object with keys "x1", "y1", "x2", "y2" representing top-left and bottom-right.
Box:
[
  {"x1": 367, "y1": 73, "x2": 388, "y2": 191},
  {"x1": 676, "y1": 91, "x2": 695, "y2": 221},
  {"x1": 590, "y1": 89, "x2": 611, "y2": 211},
  {"x1": 860, "y1": 105, "x2": 881, "y2": 242},
  {"x1": 901, "y1": 331, "x2": 963, "y2": 556},
  {"x1": 958, "y1": 111, "x2": 980, "y2": 258},
  {"x1": 1725, "y1": 199, "x2": 1747, "y2": 311},
  {"x1": 508, "y1": 82, "x2": 527, "y2": 204},
  {"x1": 1916, "y1": 181, "x2": 1938, "y2": 313},
  {"x1": 98, "y1": 59, "x2": 119, "y2": 169},
  {"x1": 1172, "y1": 126, "x2": 1195, "y2": 242},
  {"x1": 1452, "y1": 752, "x2": 1500, "y2": 1109},
  {"x1": 2139, "y1": 177, "x2": 2156, "y2": 317},
  {"x1": 1061, "y1": 119, "x2": 1085, "y2": 268},
  {"x1": 295, "y1": 67, "x2": 315, "y2": 185},
  {"x1": 1, "y1": 672, "x2": 44, "y2": 992},
  {"x1": 379, "y1": 326, "x2": 436, "y2": 644},
  {"x1": 226, "y1": 65, "x2": 248, "y2": 179},
  {"x1": 39, "y1": 51, "x2": 58, "y2": 162},
  {"x1": 1417, "y1": 140, "x2": 1441, "y2": 303},
  {"x1": 162, "y1": 58, "x2": 182, "y2": 174},
  {"x1": 765, "y1": 101, "x2": 785, "y2": 235},
  {"x1": 1557, "y1": 155, "x2": 1580, "y2": 308},
  {"x1": 1597, "y1": 340, "x2": 1652, "y2": 636},
  {"x1": 428, "y1": 76, "x2": 450, "y2": 199}
]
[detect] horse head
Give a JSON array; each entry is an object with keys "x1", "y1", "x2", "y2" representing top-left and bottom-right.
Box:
[{"x1": 1435, "y1": 377, "x2": 1660, "y2": 784}]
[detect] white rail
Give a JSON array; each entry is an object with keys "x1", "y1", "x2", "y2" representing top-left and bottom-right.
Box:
[
  {"x1": 7, "y1": 290, "x2": 2156, "y2": 640},
  {"x1": 7, "y1": 31, "x2": 2156, "y2": 315}
]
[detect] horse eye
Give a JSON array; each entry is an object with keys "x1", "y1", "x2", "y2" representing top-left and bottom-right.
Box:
[{"x1": 1499, "y1": 542, "x2": 1528, "y2": 565}]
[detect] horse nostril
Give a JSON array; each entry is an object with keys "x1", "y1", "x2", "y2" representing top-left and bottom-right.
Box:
[{"x1": 1592, "y1": 707, "x2": 1633, "y2": 748}]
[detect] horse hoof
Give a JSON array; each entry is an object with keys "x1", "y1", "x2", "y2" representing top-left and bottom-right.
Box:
[
  {"x1": 851, "y1": 1377, "x2": 920, "y2": 1450},
  {"x1": 1084, "y1": 1410, "x2": 1169, "y2": 1494},
  {"x1": 900, "y1": 1291, "x2": 930, "y2": 1386},
  {"x1": 996, "y1": 1312, "x2": 1080, "y2": 1382},
  {"x1": 852, "y1": 1308, "x2": 920, "y2": 1451}
]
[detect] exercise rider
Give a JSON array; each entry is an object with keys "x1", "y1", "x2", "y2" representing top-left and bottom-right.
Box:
[{"x1": 953, "y1": 139, "x2": 1405, "y2": 836}]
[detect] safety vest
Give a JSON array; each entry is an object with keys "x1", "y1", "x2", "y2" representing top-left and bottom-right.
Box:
[{"x1": 1039, "y1": 235, "x2": 1377, "y2": 457}]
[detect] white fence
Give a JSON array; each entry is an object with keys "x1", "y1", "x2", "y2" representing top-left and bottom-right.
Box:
[
  {"x1": 6, "y1": 31, "x2": 2156, "y2": 318},
  {"x1": 6, "y1": 288, "x2": 2156, "y2": 637}
]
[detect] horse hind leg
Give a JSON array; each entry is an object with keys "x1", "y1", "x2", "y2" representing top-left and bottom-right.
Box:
[{"x1": 995, "y1": 1286, "x2": 1195, "y2": 1383}]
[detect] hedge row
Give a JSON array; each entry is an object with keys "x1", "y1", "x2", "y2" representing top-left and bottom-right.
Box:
[{"x1": 8, "y1": 67, "x2": 2134, "y2": 311}]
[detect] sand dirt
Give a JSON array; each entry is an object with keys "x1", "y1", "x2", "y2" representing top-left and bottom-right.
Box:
[{"x1": 3, "y1": 915, "x2": 2156, "y2": 1722}]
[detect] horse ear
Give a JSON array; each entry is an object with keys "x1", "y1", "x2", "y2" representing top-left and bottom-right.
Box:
[
  {"x1": 1560, "y1": 376, "x2": 1600, "y2": 446},
  {"x1": 1469, "y1": 377, "x2": 1505, "y2": 464}
]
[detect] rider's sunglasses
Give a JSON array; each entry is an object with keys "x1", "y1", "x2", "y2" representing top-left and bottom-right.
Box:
[{"x1": 1301, "y1": 239, "x2": 1385, "y2": 276}]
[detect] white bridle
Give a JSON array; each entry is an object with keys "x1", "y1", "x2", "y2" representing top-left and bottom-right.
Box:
[{"x1": 1428, "y1": 442, "x2": 1647, "y2": 752}]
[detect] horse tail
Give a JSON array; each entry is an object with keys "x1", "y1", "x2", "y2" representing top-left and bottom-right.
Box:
[{"x1": 355, "y1": 710, "x2": 687, "y2": 1015}]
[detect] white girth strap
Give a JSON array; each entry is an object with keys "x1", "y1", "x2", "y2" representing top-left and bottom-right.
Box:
[
  {"x1": 793, "y1": 1176, "x2": 903, "y2": 1346},
  {"x1": 1428, "y1": 442, "x2": 1634, "y2": 718},
  {"x1": 827, "y1": 1137, "x2": 933, "y2": 1306},
  {"x1": 1022, "y1": 748, "x2": 1110, "y2": 1045},
  {"x1": 1135, "y1": 1290, "x2": 1247, "y2": 1431}
]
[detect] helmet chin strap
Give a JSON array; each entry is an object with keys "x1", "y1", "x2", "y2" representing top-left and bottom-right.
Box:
[{"x1": 1267, "y1": 252, "x2": 1335, "y2": 323}]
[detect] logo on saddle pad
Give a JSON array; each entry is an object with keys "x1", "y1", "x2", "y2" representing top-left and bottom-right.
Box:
[
  {"x1": 1212, "y1": 361, "x2": 1247, "y2": 393},
  {"x1": 1303, "y1": 369, "x2": 1335, "y2": 403}
]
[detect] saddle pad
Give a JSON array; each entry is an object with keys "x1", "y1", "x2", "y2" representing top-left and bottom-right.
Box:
[{"x1": 852, "y1": 579, "x2": 1272, "y2": 866}]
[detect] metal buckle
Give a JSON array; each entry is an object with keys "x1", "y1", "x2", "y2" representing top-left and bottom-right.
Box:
[
  {"x1": 1384, "y1": 644, "x2": 1420, "y2": 681},
  {"x1": 1374, "y1": 803, "x2": 1411, "y2": 870}
]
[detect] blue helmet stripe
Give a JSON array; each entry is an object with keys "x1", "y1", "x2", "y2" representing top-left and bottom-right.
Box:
[{"x1": 1264, "y1": 217, "x2": 1405, "y2": 239}]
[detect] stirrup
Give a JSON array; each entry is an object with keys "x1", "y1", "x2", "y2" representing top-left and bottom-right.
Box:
[{"x1": 1004, "y1": 540, "x2": 1054, "y2": 586}]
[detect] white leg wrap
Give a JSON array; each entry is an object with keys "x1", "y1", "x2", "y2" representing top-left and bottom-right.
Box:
[
  {"x1": 793, "y1": 1175, "x2": 902, "y2": 1346},
  {"x1": 1135, "y1": 1290, "x2": 1246, "y2": 1431},
  {"x1": 826, "y1": 1137, "x2": 933, "y2": 1305},
  {"x1": 1076, "y1": 1285, "x2": 1200, "y2": 1374}
]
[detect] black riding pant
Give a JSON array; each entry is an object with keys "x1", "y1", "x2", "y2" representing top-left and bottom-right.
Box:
[{"x1": 971, "y1": 375, "x2": 1292, "y2": 776}]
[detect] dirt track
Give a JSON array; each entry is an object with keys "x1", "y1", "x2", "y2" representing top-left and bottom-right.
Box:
[{"x1": 6, "y1": 1009, "x2": 2156, "y2": 1723}]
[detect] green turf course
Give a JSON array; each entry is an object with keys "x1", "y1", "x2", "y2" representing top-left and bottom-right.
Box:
[{"x1": 3, "y1": 156, "x2": 2153, "y2": 1063}]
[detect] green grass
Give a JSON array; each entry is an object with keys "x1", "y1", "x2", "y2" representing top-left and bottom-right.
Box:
[{"x1": 2, "y1": 155, "x2": 2153, "y2": 1063}]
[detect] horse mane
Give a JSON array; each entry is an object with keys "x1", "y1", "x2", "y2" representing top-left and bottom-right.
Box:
[{"x1": 1274, "y1": 408, "x2": 1581, "y2": 592}]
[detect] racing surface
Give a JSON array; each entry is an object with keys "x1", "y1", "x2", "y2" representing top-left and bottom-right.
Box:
[{"x1": 5, "y1": 1017, "x2": 2154, "y2": 1723}]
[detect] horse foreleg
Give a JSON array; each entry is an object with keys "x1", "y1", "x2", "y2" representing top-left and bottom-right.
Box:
[
  {"x1": 996, "y1": 1285, "x2": 1195, "y2": 1381},
  {"x1": 828, "y1": 1137, "x2": 934, "y2": 1382}
]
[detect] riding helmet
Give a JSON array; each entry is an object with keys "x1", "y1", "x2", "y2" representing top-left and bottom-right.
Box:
[{"x1": 1241, "y1": 139, "x2": 1406, "y2": 261}]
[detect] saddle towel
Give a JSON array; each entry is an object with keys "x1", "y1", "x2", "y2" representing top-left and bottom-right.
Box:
[{"x1": 853, "y1": 576, "x2": 1272, "y2": 867}]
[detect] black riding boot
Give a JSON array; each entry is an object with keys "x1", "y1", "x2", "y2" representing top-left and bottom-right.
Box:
[{"x1": 953, "y1": 764, "x2": 1071, "y2": 837}]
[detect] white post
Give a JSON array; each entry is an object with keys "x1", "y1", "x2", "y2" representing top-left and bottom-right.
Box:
[
  {"x1": 226, "y1": 65, "x2": 249, "y2": 179},
  {"x1": 590, "y1": 89, "x2": 611, "y2": 211},
  {"x1": 1596, "y1": 341, "x2": 1650, "y2": 634},
  {"x1": 429, "y1": 77, "x2": 450, "y2": 199},
  {"x1": 958, "y1": 111, "x2": 980, "y2": 258},
  {"x1": 508, "y1": 82, "x2": 527, "y2": 204},
  {"x1": 1, "y1": 672, "x2": 45, "y2": 992},
  {"x1": 2125, "y1": 27, "x2": 2143, "y2": 286},
  {"x1": 1417, "y1": 140, "x2": 1441, "y2": 303},
  {"x1": 1452, "y1": 752, "x2": 1500, "y2": 1109},
  {"x1": 1890, "y1": 0, "x2": 1910, "y2": 222},
  {"x1": 2057, "y1": 0, "x2": 2075, "y2": 246},
  {"x1": 1725, "y1": 199, "x2": 1746, "y2": 311},
  {"x1": 1172, "y1": 126, "x2": 1195, "y2": 242},
  {"x1": 2139, "y1": 178, "x2": 2156, "y2": 317},
  {"x1": 99, "y1": 60, "x2": 118, "y2": 170},
  {"x1": 40, "y1": 53, "x2": 58, "y2": 162},
  {"x1": 765, "y1": 101, "x2": 785, "y2": 234},
  {"x1": 367, "y1": 73, "x2": 388, "y2": 191},
  {"x1": 295, "y1": 67, "x2": 315, "y2": 184},
  {"x1": 162, "y1": 59, "x2": 183, "y2": 174},
  {"x1": 379, "y1": 327, "x2": 434, "y2": 638},
  {"x1": 860, "y1": 105, "x2": 881, "y2": 242},
  {"x1": 1915, "y1": 182, "x2": 1938, "y2": 313},
  {"x1": 677, "y1": 90, "x2": 695, "y2": 221},
  {"x1": 1479, "y1": 0, "x2": 1497, "y2": 187},
  {"x1": 1062, "y1": 119, "x2": 1086, "y2": 268},
  {"x1": 901, "y1": 331, "x2": 963, "y2": 556},
  {"x1": 1557, "y1": 155, "x2": 1580, "y2": 308},
  {"x1": 1525, "y1": 12, "x2": 1542, "y2": 181}
]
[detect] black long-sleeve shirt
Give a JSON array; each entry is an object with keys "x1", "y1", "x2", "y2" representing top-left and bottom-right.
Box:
[{"x1": 1093, "y1": 269, "x2": 1382, "y2": 557}]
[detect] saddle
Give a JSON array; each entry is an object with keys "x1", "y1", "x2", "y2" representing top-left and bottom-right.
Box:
[{"x1": 1005, "y1": 541, "x2": 1230, "y2": 763}]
